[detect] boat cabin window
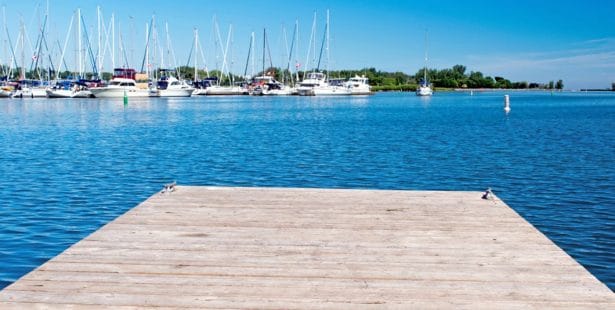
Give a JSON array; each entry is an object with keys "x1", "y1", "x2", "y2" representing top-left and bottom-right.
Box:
[{"x1": 307, "y1": 73, "x2": 325, "y2": 80}]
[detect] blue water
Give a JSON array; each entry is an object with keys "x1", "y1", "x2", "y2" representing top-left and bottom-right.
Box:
[{"x1": 0, "y1": 92, "x2": 613, "y2": 290}]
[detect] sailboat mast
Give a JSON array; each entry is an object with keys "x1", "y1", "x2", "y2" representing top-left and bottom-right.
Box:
[
  {"x1": 423, "y1": 30, "x2": 428, "y2": 81},
  {"x1": 2, "y1": 6, "x2": 6, "y2": 78},
  {"x1": 251, "y1": 31, "x2": 255, "y2": 77},
  {"x1": 56, "y1": 13, "x2": 74, "y2": 81},
  {"x1": 165, "y1": 22, "x2": 171, "y2": 71},
  {"x1": 242, "y1": 32, "x2": 251, "y2": 78},
  {"x1": 326, "y1": 9, "x2": 329, "y2": 78},
  {"x1": 294, "y1": 20, "x2": 299, "y2": 84},
  {"x1": 262, "y1": 28, "x2": 265, "y2": 76},
  {"x1": 97, "y1": 6, "x2": 101, "y2": 75},
  {"x1": 20, "y1": 19, "x2": 24, "y2": 79},
  {"x1": 304, "y1": 11, "x2": 316, "y2": 77},
  {"x1": 111, "y1": 13, "x2": 115, "y2": 69},
  {"x1": 193, "y1": 28, "x2": 198, "y2": 80},
  {"x1": 77, "y1": 8, "x2": 82, "y2": 78}
]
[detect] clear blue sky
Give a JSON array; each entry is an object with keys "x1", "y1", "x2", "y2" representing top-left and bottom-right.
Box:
[{"x1": 2, "y1": 0, "x2": 614, "y2": 89}]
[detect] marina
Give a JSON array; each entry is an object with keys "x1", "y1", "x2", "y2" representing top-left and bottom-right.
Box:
[{"x1": 1, "y1": 186, "x2": 613, "y2": 308}]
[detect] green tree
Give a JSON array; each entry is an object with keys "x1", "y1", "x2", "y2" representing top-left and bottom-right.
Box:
[
  {"x1": 452, "y1": 64, "x2": 466, "y2": 78},
  {"x1": 555, "y1": 79, "x2": 564, "y2": 90},
  {"x1": 495, "y1": 76, "x2": 511, "y2": 89},
  {"x1": 611, "y1": 82, "x2": 614, "y2": 91}
]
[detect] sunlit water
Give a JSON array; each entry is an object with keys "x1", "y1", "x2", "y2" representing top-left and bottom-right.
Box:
[{"x1": 0, "y1": 92, "x2": 613, "y2": 290}]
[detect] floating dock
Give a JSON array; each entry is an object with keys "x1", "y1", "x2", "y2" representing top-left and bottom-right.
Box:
[{"x1": 1, "y1": 186, "x2": 613, "y2": 308}]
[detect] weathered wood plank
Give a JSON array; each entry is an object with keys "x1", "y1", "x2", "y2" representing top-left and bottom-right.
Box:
[{"x1": 1, "y1": 186, "x2": 613, "y2": 309}]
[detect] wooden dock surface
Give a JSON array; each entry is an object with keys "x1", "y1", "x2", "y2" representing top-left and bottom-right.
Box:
[{"x1": 1, "y1": 186, "x2": 613, "y2": 309}]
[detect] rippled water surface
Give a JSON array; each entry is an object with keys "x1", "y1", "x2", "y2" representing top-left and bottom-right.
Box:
[{"x1": 0, "y1": 92, "x2": 613, "y2": 290}]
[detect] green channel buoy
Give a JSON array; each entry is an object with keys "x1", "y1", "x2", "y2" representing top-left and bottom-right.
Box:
[{"x1": 123, "y1": 90, "x2": 128, "y2": 105}]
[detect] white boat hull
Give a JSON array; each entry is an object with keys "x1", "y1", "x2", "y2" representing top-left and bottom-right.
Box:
[
  {"x1": 12, "y1": 87, "x2": 47, "y2": 98},
  {"x1": 149, "y1": 88, "x2": 194, "y2": 97},
  {"x1": 296, "y1": 87, "x2": 315, "y2": 96},
  {"x1": 204, "y1": 86, "x2": 247, "y2": 96},
  {"x1": 90, "y1": 87, "x2": 150, "y2": 98},
  {"x1": 416, "y1": 86, "x2": 433, "y2": 96},
  {"x1": 192, "y1": 89, "x2": 207, "y2": 96},
  {"x1": 306, "y1": 86, "x2": 351, "y2": 96},
  {"x1": 46, "y1": 89, "x2": 92, "y2": 98},
  {"x1": 0, "y1": 89, "x2": 12, "y2": 98},
  {"x1": 263, "y1": 87, "x2": 294, "y2": 96},
  {"x1": 348, "y1": 86, "x2": 372, "y2": 95}
]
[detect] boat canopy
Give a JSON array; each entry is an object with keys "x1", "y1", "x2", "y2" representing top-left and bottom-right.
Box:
[{"x1": 113, "y1": 68, "x2": 137, "y2": 80}]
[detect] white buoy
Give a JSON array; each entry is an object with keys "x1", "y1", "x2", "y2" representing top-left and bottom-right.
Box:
[{"x1": 504, "y1": 95, "x2": 511, "y2": 113}]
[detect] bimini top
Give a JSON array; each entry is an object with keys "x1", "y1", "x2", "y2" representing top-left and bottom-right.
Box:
[{"x1": 113, "y1": 68, "x2": 137, "y2": 80}]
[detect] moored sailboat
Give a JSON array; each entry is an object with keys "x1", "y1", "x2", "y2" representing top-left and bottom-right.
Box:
[
  {"x1": 46, "y1": 80, "x2": 93, "y2": 98},
  {"x1": 416, "y1": 31, "x2": 433, "y2": 96}
]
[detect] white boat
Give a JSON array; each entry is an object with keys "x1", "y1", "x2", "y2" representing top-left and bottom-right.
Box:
[
  {"x1": 192, "y1": 78, "x2": 215, "y2": 96},
  {"x1": 250, "y1": 76, "x2": 293, "y2": 96},
  {"x1": 344, "y1": 75, "x2": 372, "y2": 95},
  {"x1": 204, "y1": 85, "x2": 248, "y2": 96},
  {"x1": 416, "y1": 82, "x2": 433, "y2": 96},
  {"x1": 46, "y1": 88, "x2": 91, "y2": 98},
  {"x1": 297, "y1": 72, "x2": 350, "y2": 96},
  {"x1": 296, "y1": 12, "x2": 351, "y2": 97},
  {"x1": 46, "y1": 81, "x2": 93, "y2": 98},
  {"x1": 90, "y1": 68, "x2": 149, "y2": 98},
  {"x1": 0, "y1": 83, "x2": 14, "y2": 98},
  {"x1": 149, "y1": 72, "x2": 194, "y2": 97},
  {"x1": 11, "y1": 80, "x2": 48, "y2": 98},
  {"x1": 192, "y1": 88, "x2": 207, "y2": 96},
  {"x1": 416, "y1": 31, "x2": 433, "y2": 97},
  {"x1": 248, "y1": 29, "x2": 294, "y2": 96},
  {"x1": 12, "y1": 87, "x2": 47, "y2": 98}
]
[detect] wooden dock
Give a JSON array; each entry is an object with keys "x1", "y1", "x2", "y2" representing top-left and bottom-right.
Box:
[{"x1": 1, "y1": 186, "x2": 613, "y2": 309}]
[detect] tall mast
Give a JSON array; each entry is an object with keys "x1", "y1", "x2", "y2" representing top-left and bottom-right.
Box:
[
  {"x1": 295, "y1": 20, "x2": 299, "y2": 84},
  {"x1": 423, "y1": 30, "x2": 428, "y2": 81},
  {"x1": 304, "y1": 11, "x2": 316, "y2": 77},
  {"x1": 111, "y1": 13, "x2": 115, "y2": 69},
  {"x1": 193, "y1": 28, "x2": 198, "y2": 80},
  {"x1": 250, "y1": 31, "x2": 255, "y2": 77},
  {"x1": 97, "y1": 6, "x2": 100, "y2": 74},
  {"x1": 57, "y1": 13, "x2": 74, "y2": 81},
  {"x1": 228, "y1": 24, "x2": 233, "y2": 85},
  {"x1": 2, "y1": 6, "x2": 6, "y2": 77},
  {"x1": 20, "y1": 18, "x2": 24, "y2": 79},
  {"x1": 165, "y1": 22, "x2": 170, "y2": 70},
  {"x1": 144, "y1": 22, "x2": 149, "y2": 76},
  {"x1": 77, "y1": 8, "x2": 82, "y2": 78},
  {"x1": 326, "y1": 9, "x2": 329, "y2": 79},
  {"x1": 262, "y1": 28, "x2": 265, "y2": 77},
  {"x1": 243, "y1": 31, "x2": 253, "y2": 78}
]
